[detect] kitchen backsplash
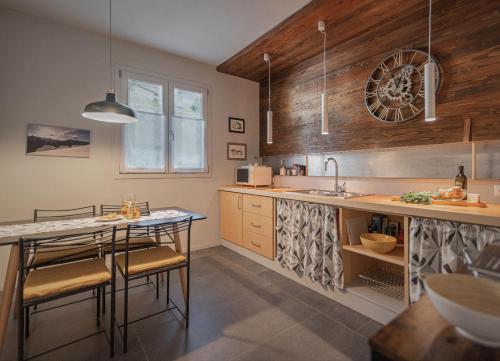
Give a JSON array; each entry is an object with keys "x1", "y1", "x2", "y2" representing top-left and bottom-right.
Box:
[{"x1": 263, "y1": 141, "x2": 500, "y2": 180}]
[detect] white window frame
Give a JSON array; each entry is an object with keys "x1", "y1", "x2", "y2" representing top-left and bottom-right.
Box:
[
  {"x1": 119, "y1": 69, "x2": 169, "y2": 174},
  {"x1": 115, "y1": 65, "x2": 211, "y2": 178},
  {"x1": 169, "y1": 82, "x2": 209, "y2": 173}
]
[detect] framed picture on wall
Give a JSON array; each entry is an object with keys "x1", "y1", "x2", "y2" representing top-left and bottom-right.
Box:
[
  {"x1": 228, "y1": 117, "x2": 245, "y2": 133},
  {"x1": 26, "y1": 124, "x2": 90, "y2": 158},
  {"x1": 227, "y1": 142, "x2": 247, "y2": 160}
]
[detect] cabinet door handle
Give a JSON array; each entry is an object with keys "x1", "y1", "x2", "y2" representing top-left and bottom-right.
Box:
[
  {"x1": 250, "y1": 222, "x2": 262, "y2": 229},
  {"x1": 250, "y1": 240, "x2": 261, "y2": 248},
  {"x1": 238, "y1": 196, "x2": 242, "y2": 210},
  {"x1": 251, "y1": 203, "x2": 262, "y2": 208}
]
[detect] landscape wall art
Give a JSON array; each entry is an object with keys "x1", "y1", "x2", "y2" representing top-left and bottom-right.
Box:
[{"x1": 26, "y1": 124, "x2": 90, "y2": 158}]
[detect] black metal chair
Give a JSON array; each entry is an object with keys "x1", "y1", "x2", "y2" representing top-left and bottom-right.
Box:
[
  {"x1": 34, "y1": 205, "x2": 96, "y2": 223},
  {"x1": 99, "y1": 202, "x2": 157, "y2": 315},
  {"x1": 27, "y1": 206, "x2": 101, "y2": 315},
  {"x1": 117, "y1": 216, "x2": 192, "y2": 353},
  {"x1": 18, "y1": 227, "x2": 117, "y2": 361},
  {"x1": 100, "y1": 202, "x2": 150, "y2": 218},
  {"x1": 100, "y1": 202, "x2": 156, "y2": 254},
  {"x1": 31, "y1": 206, "x2": 99, "y2": 268}
]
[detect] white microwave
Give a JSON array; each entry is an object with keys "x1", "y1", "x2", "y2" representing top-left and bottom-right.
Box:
[{"x1": 236, "y1": 165, "x2": 273, "y2": 186}]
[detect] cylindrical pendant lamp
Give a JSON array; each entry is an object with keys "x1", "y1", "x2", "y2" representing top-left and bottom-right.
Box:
[
  {"x1": 264, "y1": 53, "x2": 273, "y2": 144},
  {"x1": 318, "y1": 21, "x2": 329, "y2": 134},
  {"x1": 424, "y1": 62, "x2": 436, "y2": 121},
  {"x1": 424, "y1": 0, "x2": 437, "y2": 122},
  {"x1": 266, "y1": 110, "x2": 273, "y2": 144}
]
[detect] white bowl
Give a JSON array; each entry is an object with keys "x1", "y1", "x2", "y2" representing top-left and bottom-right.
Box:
[{"x1": 425, "y1": 273, "x2": 500, "y2": 347}]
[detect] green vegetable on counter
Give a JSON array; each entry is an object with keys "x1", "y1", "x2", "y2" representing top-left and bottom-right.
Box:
[{"x1": 400, "y1": 191, "x2": 434, "y2": 204}]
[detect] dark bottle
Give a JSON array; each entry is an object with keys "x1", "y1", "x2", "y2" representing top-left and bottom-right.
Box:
[{"x1": 455, "y1": 166, "x2": 467, "y2": 191}]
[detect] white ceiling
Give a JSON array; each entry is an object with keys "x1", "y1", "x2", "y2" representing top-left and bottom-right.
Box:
[{"x1": 0, "y1": 0, "x2": 310, "y2": 65}]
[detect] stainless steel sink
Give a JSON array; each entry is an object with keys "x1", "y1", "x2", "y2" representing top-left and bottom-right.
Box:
[{"x1": 284, "y1": 189, "x2": 372, "y2": 199}]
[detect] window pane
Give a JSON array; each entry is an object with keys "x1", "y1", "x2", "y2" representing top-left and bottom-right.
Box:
[
  {"x1": 125, "y1": 112, "x2": 166, "y2": 170},
  {"x1": 128, "y1": 79, "x2": 163, "y2": 114},
  {"x1": 174, "y1": 88, "x2": 202, "y2": 119},
  {"x1": 125, "y1": 78, "x2": 165, "y2": 171},
  {"x1": 172, "y1": 116, "x2": 205, "y2": 170}
]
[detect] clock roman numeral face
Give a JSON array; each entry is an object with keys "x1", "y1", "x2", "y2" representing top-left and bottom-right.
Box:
[
  {"x1": 392, "y1": 51, "x2": 403, "y2": 67},
  {"x1": 364, "y1": 49, "x2": 441, "y2": 123},
  {"x1": 378, "y1": 62, "x2": 390, "y2": 74}
]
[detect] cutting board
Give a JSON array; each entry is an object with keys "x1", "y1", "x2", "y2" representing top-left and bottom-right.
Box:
[
  {"x1": 431, "y1": 199, "x2": 487, "y2": 208},
  {"x1": 390, "y1": 196, "x2": 487, "y2": 208}
]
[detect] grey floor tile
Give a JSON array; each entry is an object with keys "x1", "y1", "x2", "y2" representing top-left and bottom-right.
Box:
[
  {"x1": 35, "y1": 333, "x2": 146, "y2": 361},
  {"x1": 234, "y1": 312, "x2": 370, "y2": 361},
  {"x1": 294, "y1": 288, "x2": 371, "y2": 331},
  {"x1": 211, "y1": 246, "x2": 268, "y2": 275},
  {"x1": 135, "y1": 318, "x2": 202, "y2": 361},
  {"x1": 294, "y1": 286, "x2": 332, "y2": 309},
  {"x1": 356, "y1": 320, "x2": 383, "y2": 338},
  {"x1": 190, "y1": 247, "x2": 216, "y2": 260},
  {"x1": 259, "y1": 269, "x2": 310, "y2": 296},
  {"x1": 317, "y1": 301, "x2": 371, "y2": 332}
]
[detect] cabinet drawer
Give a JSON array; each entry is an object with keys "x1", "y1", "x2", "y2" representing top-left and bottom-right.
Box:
[
  {"x1": 243, "y1": 194, "x2": 273, "y2": 217},
  {"x1": 243, "y1": 229, "x2": 273, "y2": 259},
  {"x1": 243, "y1": 212, "x2": 273, "y2": 237}
]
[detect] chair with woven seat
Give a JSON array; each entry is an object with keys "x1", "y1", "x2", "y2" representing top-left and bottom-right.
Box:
[
  {"x1": 117, "y1": 216, "x2": 192, "y2": 352},
  {"x1": 100, "y1": 202, "x2": 157, "y2": 254},
  {"x1": 18, "y1": 227, "x2": 117, "y2": 361},
  {"x1": 31, "y1": 206, "x2": 99, "y2": 268}
]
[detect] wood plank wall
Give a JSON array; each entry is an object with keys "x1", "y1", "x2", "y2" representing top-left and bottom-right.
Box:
[{"x1": 258, "y1": 0, "x2": 500, "y2": 156}]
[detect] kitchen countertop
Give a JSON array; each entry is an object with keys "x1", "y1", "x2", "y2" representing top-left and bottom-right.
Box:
[{"x1": 219, "y1": 185, "x2": 500, "y2": 227}]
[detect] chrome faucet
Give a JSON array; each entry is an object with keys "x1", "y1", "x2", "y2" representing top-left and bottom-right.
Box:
[{"x1": 324, "y1": 157, "x2": 345, "y2": 193}]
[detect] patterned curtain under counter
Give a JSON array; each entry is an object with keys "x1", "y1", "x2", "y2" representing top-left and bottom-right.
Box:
[
  {"x1": 409, "y1": 217, "x2": 500, "y2": 302},
  {"x1": 276, "y1": 199, "x2": 343, "y2": 289}
]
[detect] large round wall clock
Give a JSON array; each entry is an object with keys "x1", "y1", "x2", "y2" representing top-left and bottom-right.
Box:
[{"x1": 364, "y1": 49, "x2": 441, "y2": 123}]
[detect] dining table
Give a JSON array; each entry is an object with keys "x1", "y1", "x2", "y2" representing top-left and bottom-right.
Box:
[{"x1": 0, "y1": 206, "x2": 206, "y2": 351}]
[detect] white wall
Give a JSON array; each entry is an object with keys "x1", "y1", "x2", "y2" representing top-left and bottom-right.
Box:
[{"x1": 0, "y1": 8, "x2": 259, "y2": 285}]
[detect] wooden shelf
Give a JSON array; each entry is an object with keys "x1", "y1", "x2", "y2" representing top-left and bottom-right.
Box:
[{"x1": 342, "y1": 244, "x2": 405, "y2": 267}]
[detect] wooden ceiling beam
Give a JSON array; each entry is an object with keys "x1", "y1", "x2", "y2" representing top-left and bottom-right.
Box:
[{"x1": 216, "y1": 0, "x2": 428, "y2": 82}]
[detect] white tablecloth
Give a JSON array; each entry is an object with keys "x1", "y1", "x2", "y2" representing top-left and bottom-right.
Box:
[{"x1": 0, "y1": 209, "x2": 188, "y2": 240}]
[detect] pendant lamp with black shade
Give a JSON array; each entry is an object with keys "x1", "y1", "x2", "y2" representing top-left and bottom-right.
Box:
[{"x1": 82, "y1": 0, "x2": 137, "y2": 123}]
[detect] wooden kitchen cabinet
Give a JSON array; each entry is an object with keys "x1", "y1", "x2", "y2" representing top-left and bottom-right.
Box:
[
  {"x1": 242, "y1": 194, "x2": 273, "y2": 216},
  {"x1": 220, "y1": 191, "x2": 243, "y2": 245},
  {"x1": 220, "y1": 191, "x2": 275, "y2": 259},
  {"x1": 243, "y1": 229, "x2": 274, "y2": 259}
]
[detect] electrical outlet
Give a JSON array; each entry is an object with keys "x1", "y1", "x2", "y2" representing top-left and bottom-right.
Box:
[{"x1": 494, "y1": 185, "x2": 500, "y2": 197}]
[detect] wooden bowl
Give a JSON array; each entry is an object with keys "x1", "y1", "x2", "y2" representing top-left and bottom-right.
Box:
[
  {"x1": 360, "y1": 233, "x2": 397, "y2": 254},
  {"x1": 425, "y1": 273, "x2": 500, "y2": 347}
]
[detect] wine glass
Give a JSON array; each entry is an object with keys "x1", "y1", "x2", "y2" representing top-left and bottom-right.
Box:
[
  {"x1": 122, "y1": 193, "x2": 136, "y2": 219},
  {"x1": 122, "y1": 193, "x2": 136, "y2": 203}
]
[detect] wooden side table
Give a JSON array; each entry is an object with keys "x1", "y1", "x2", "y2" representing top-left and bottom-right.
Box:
[{"x1": 369, "y1": 295, "x2": 500, "y2": 361}]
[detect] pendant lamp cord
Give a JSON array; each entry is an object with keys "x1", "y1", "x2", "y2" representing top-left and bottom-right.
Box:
[
  {"x1": 109, "y1": 0, "x2": 112, "y2": 90},
  {"x1": 323, "y1": 29, "x2": 326, "y2": 94},
  {"x1": 268, "y1": 58, "x2": 271, "y2": 112},
  {"x1": 428, "y1": 0, "x2": 432, "y2": 64}
]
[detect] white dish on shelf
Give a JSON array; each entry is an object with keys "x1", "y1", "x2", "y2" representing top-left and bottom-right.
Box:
[
  {"x1": 345, "y1": 217, "x2": 367, "y2": 245},
  {"x1": 425, "y1": 273, "x2": 500, "y2": 347}
]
